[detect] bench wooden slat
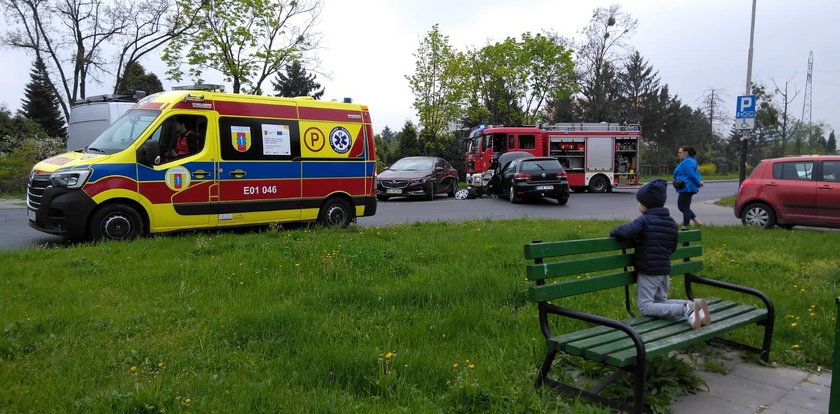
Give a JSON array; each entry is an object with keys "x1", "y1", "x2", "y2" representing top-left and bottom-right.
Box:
[
  {"x1": 524, "y1": 230, "x2": 701, "y2": 260},
  {"x1": 671, "y1": 260, "x2": 703, "y2": 275},
  {"x1": 559, "y1": 299, "x2": 735, "y2": 354},
  {"x1": 526, "y1": 254, "x2": 634, "y2": 281},
  {"x1": 525, "y1": 245, "x2": 703, "y2": 282},
  {"x1": 606, "y1": 308, "x2": 768, "y2": 366},
  {"x1": 528, "y1": 271, "x2": 635, "y2": 301},
  {"x1": 568, "y1": 304, "x2": 761, "y2": 366}
]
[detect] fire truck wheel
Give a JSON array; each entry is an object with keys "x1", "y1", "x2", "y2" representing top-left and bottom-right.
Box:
[
  {"x1": 89, "y1": 203, "x2": 144, "y2": 241},
  {"x1": 588, "y1": 175, "x2": 609, "y2": 193},
  {"x1": 318, "y1": 197, "x2": 352, "y2": 228}
]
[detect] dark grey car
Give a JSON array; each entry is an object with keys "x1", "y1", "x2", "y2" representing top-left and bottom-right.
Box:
[{"x1": 376, "y1": 156, "x2": 459, "y2": 201}]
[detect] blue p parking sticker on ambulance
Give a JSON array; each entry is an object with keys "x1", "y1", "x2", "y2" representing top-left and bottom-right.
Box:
[
  {"x1": 329, "y1": 126, "x2": 351, "y2": 154},
  {"x1": 165, "y1": 166, "x2": 191, "y2": 191}
]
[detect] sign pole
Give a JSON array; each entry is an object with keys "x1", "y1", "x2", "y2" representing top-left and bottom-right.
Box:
[{"x1": 739, "y1": 0, "x2": 757, "y2": 186}]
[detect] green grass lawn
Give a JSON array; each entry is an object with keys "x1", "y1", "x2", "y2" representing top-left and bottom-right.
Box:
[{"x1": 0, "y1": 219, "x2": 836, "y2": 412}]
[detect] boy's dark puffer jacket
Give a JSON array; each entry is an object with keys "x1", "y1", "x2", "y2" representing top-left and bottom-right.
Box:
[{"x1": 609, "y1": 207, "x2": 678, "y2": 275}]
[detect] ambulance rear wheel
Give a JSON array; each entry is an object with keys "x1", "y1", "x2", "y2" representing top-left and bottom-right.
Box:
[
  {"x1": 318, "y1": 198, "x2": 352, "y2": 228},
  {"x1": 89, "y1": 203, "x2": 144, "y2": 241}
]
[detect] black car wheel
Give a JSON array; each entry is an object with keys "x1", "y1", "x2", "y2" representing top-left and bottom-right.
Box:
[
  {"x1": 447, "y1": 181, "x2": 456, "y2": 197},
  {"x1": 89, "y1": 203, "x2": 144, "y2": 241},
  {"x1": 741, "y1": 202, "x2": 775, "y2": 229},
  {"x1": 509, "y1": 186, "x2": 520, "y2": 203},
  {"x1": 318, "y1": 197, "x2": 352, "y2": 228},
  {"x1": 557, "y1": 196, "x2": 568, "y2": 205}
]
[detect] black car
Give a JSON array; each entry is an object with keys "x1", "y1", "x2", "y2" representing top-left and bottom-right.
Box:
[
  {"x1": 376, "y1": 156, "x2": 459, "y2": 201},
  {"x1": 497, "y1": 157, "x2": 569, "y2": 205}
]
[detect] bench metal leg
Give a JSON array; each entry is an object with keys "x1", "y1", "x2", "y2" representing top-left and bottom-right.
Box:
[{"x1": 535, "y1": 347, "x2": 558, "y2": 388}]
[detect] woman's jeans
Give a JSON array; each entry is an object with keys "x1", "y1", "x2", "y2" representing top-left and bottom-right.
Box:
[{"x1": 677, "y1": 191, "x2": 697, "y2": 226}]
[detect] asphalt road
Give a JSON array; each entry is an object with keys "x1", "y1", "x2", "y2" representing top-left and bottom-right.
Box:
[{"x1": 0, "y1": 181, "x2": 741, "y2": 251}]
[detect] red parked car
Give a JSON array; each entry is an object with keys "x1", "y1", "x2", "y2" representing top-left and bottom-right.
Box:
[{"x1": 734, "y1": 155, "x2": 840, "y2": 229}]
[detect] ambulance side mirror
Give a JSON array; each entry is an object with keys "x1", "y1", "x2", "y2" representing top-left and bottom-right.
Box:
[{"x1": 137, "y1": 140, "x2": 160, "y2": 167}]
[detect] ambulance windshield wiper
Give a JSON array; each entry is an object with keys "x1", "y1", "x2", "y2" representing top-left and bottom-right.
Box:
[{"x1": 86, "y1": 147, "x2": 106, "y2": 154}]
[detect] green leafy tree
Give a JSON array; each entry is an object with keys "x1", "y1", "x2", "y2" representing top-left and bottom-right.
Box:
[
  {"x1": 271, "y1": 60, "x2": 324, "y2": 99},
  {"x1": 407, "y1": 24, "x2": 467, "y2": 151},
  {"x1": 114, "y1": 61, "x2": 164, "y2": 94},
  {"x1": 464, "y1": 32, "x2": 575, "y2": 126},
  {"x1": 163, "y1": 0, "x2": 322, "y2": 94},
  {"x1": 20, "y1": 57, "x2": 66, "y2": 139}
]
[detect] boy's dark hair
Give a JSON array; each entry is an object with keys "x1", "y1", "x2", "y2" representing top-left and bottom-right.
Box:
[{"x1": 680, "y1": 145, "x2": 697, "y2": 157}]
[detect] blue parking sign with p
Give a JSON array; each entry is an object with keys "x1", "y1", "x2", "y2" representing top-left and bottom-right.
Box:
[{"x1": 736, "y1": 95, "x2": 756, "y2": 118}]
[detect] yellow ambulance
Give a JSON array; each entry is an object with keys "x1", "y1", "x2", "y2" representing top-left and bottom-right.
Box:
[{"x1": 26, "y1": 90, "x2": 377, "y2": 240}]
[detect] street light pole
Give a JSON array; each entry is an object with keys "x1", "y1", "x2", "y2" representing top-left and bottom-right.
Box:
[{"x1": 739, "y1": 0, "x2": 757, "y2": 185}]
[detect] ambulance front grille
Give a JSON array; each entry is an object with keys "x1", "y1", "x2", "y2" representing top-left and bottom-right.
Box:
[{"x1": 27, "y1": 175, "x2": 50, "y2": 210}]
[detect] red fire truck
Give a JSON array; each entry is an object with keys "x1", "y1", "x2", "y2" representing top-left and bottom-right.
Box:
[{"x1": 464, "y1": 123, "x2": 641, "y2": 193}]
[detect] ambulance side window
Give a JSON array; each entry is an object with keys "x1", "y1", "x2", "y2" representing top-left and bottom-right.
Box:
[{"x1": 218, "y1": 117, "x2": 301, "y2": 161}]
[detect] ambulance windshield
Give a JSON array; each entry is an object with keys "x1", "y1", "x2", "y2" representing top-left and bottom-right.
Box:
[{"x1": 86, "y1": 109, "x2": 160, "y2": 154}]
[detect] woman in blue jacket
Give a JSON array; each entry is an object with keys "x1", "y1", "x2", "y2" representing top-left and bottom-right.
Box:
[{"x1": 673, "y1": 145, "x2": 703, "y2": 227}]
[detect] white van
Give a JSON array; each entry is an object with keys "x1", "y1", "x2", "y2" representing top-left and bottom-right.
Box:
[{"x1": 66, "y1": 92, "x2": 145, "y2": 150}]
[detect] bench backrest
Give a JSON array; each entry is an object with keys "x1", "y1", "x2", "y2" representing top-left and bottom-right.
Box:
[{"x1": 523, "y1": 229, "x2": 702, "y2": 303}]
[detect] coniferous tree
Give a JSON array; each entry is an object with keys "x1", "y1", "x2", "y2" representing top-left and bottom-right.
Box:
[
  {"x1": 115, "y1": 62, "x2": 164, "y2": 95},
  {"x1": 271, "y1": 61, "x2": 325, "y2": 99},
  {"x1": 20, "y1": 57, "x2": 66, "y2": 138}
]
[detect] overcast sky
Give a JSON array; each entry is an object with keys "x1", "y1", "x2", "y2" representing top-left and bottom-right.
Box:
[{"x1": 1, "y1": 0, "x2": 837, "y2": 139}]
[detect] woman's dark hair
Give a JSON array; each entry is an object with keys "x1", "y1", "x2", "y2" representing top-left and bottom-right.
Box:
[{"x1": 680, "y1": 145, "x2": 697, "y2": 157}]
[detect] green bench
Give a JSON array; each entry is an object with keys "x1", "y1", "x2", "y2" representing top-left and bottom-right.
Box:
[{"x1": 523, "y1": 229, "x2": 774, "y2": 413}]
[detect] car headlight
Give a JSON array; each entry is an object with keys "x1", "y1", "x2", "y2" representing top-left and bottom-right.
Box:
[{"x1": 49, "y1": 169, "x2": 91, "y2": 189}]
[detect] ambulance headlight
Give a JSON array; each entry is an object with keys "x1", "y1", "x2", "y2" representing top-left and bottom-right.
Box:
[{"x1": 49, "y1": 169, "x2": 91, "y2": 189}]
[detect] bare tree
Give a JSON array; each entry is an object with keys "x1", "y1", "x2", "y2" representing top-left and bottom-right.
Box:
[
  {"x1": 2, "y1": 0, "x2": 201, "y2": 120},
  {"x1": 576, "y1": 4, "x2": 638, "y2": 121},
  {"x1": 770, "y1": 78, "x2": 800, "y2": 156},
  {"x1": 112, "y1": 0, "x2": 202, "y2": 94},
  {"x1": 3, "y1": 0, "x2": 126, "y2": 120}
]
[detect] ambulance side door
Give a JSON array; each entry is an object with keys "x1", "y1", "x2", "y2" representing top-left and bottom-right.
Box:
[
  {"x1": 138, "y1": 113, "x2": 213, "y2": 231},
  {"x1": 216, "y1": 117, "x2": 302, "y2": 222}
]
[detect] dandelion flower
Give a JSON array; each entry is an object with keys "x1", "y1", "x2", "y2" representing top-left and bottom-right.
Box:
[
  {"x1": 385, "y1": 352, "x2": 393, "y2": 359},
  {"x1": 158, "y1": 362, "x2": 165, "y2": 368},
  {"x1": 791, "y1": 344, "x2": 800, "y2": 349},
  {"x1": 790, "y1": 322, "x2": 798, "y2": 327},
  {"x1": 184, "y1": 398, "x2": 192, "y2": 404},
  {"x1": 130, "y1": 366, "x2": 137, "y2": 373},
  {"x1": 452, "y1": 363, "x2": 459, "y2": 368},
  {"x1": 469, "y1": 364, "x2": 475, "y2": 369}
]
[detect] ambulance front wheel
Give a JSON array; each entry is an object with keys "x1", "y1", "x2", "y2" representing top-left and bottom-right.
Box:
[
  {"x1": 89, "y1": 203, "x2": 145, "y2": 241},
  {"x1": 318, "y1": 197, "x2": 352, "y2": 228}
]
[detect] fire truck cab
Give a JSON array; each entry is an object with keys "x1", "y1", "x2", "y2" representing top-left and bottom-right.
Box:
[{"x1": 464, "y1": 123, "x2": 640, "y2": 193}]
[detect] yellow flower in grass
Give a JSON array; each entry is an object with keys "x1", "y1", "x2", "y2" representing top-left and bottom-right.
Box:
[
  {"x1": 385, "y1": 352, "x2": 393, "y2": 359},
  {"x1": 130, "y1": 366, "x2": 137, "y2": 373},
  {"x1": 469, "y1": 364, "x2": 475, "y2": 369},
  {"x1": 452, "y1": 363, "x2": 459, "y2": 368},
  {"x1": 790, "y1": 322, "x2": 798, "y2": 327},
  {"x1": 791, "y1": 344, "x2": 800, "y2": 349}
]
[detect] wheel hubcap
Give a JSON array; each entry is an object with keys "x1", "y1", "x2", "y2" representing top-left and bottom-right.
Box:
[
  {"x1": 746, "y1": 208, "x2": 768, "y2": 226},
  {"x1": 103, "y1": 215, "x2": 131, "y2": 239},
  {"x1": 327, "y1": 206, "x2": 346, "y2": 226}
]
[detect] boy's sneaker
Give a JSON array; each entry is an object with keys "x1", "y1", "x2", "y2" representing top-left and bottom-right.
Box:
[
  {"x1": 684, "y1": 301, "x2": 705, "y2": 330},
  {"x1": 695, "y1": 298, "x2": 711, "y2": 326}
]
